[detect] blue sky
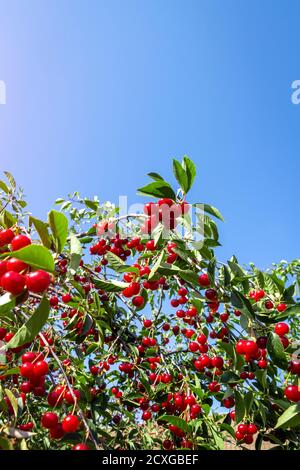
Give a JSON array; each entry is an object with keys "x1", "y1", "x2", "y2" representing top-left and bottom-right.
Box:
[{"x1": 0, "y1": 0, "x2": 299, "y2": 269}]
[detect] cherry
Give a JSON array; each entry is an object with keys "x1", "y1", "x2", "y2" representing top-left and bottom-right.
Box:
[
  {"x1": 20, "y1": 382, "x2": 32, "y2": 393},
  {"x1": 208, "y1": 381, "x2": 220, "y2": 392},
  {"x1": 274, "y1": 322, "x2": 289, "y2": 336},
  {"x1": 277, "y1": 303, "x2": 287, "y2": 312},
  {"x1": 0, "y1": 327, "x2": 7, "y2": 340},
  {"x1": 50, "y1": 296, "x2": 59, "y2": 307},
  {"x1": 6, "y1": 258, "x2": 28, "y2": 273},
  {"x1": 256, "y1": 336, "x2": 267, "y2": 349},
  {"x1": 0, "y1": 228, "x2": 14, "y2": 246},
  {"x1": 21, "y1": 352, "x2": 36, "y2": 363},
  {"x1": 258, "y1": 359, "x2": 268, "y2": 369},
  {"x1": 41, "y1": 412, "x2": 59, "y2": 429},
  {"x1": 243, "y1": 434, "x2": 253, "y2": 444},
  {"x1": 222, "y1": 396, "x2": 235, "y2": 409},
  {"x1": 198, "y1": 273, "x2": 210, "y2": 287},
  {"x1": 265, "y1": 300, "x2": 274, "y2": 310},
  {"x1": 235, "y1": 430, "x2": 244, "y2": 441},
  {"x1": 211, "y1": 356, "x2": 224, "y2": 369},
  {"x1": 73, "y1": 443, "x2": 89, "y2": 450},
  {"x1": 122, "y1": 282, "x2": 140, "y2": 298},
  {"x1": 65, "y1": 389, "x2": 81, "y2": 404},
  {"x1": 62, "y1": 414, "x2": 80, "y2": 433},
  {"x1": 20, "y1": 362, "x2": 35, "y2": 378},
  {"x1": 197, "y1": 334, "x2": 207, "y2": 345},
  {"x1": 142, "y1": 410, "x2": 152, "y2": 421},
  {"x1": 289, "y1": 360, "x2": 300, "y2": 375},
  {"x1": 33, "y1": 360, "x2": 49, "y2": 377},
  {"x1": 1, "y1": 271, "x2": 25, "y2": 296},
  {"x1": 163, "y1": 439, "x2": 173, "y2": 450},
  {"x1": 11, "y1": 234, "x2": 31, "y2": 251},
  {"x1": 187, "y1": 306, "x2": 197, "y2": 317},
  {"x1": 145, "y1": 240, "x2": 156, "y2": 251},
  {"x1": 143, "y1": 319, "x2": 152, "y2": 328},
  {"x1": 189, "y1": 341, "x2": 199, "y2": 353},
  {"x1": 237, "y1": 423, "x2": 248, "y2": 435},
  {"x1": 62, "y1": 293, "x2": 72, "y2": 303},
  {"x1": 190, "y1": 403, "x2": 201, "y2": 417},
  {"x1": 50, "y1": 423, "x2": 65, "y2": 439},
  {"x1": 284, "y1": 385, "x2": 300, "y2": 402},
  {"x1": 0, "y1": 260, "x2": 7, "y2": 277},
  {"x1": 205, "y1": 288, "x2": 218, "y2": 301},
  {"x1": 247, "y1": 423, "x2": 258, "y2": 435},
  {"x1": 243, "y1": 341, "x2": 259, "y2": 356},
  {"x1": 26, "y1": 270, "x2": 51, "y2": 293},
  {"x1": 185, "y1": 395, "x2": 196, "y2": 406},
  {"x1": 132, "y1": 295, "x2": 144, "y2": 307}
]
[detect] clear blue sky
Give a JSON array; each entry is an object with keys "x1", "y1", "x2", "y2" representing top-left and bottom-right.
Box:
[{"x1": 0, "y1": 0, "x2": 299, "y2": 269}]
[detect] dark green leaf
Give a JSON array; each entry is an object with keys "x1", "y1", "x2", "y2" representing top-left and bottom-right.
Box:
[
  {"x1": 3, "y1": 245, "x2": 54, "y2": 272},
  {"x1": 137, "y1": 181, "x2": 176, "y2": 200},
  {"x1": 147, "y1": 172, "x2": 164, "y2": 181},
  {"x1": 6, "y1": 297, "x2": 50, "y2": 348},
  {"x1": 48, "y1": 210, "x2": 68, "y2": 253},
  {"x1": 275, "y1": 403, "x2": 300, "y2": 429},
  {"x1": 29, "y1": 216, "x2": 52, "y2": 249},
  {"x1": 182, "y1": 155, "x2": 196, "y2": 192},
  {"x1": 173, "y1": 159, "x2": 189, "y2": 193},
  {"x1": 267, "y1": 332, "x2": 288, "y2": 370}
]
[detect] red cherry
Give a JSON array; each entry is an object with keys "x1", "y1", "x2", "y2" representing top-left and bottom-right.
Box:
[
  {"x1": 132, "y1": 295, "x2": 144, "y2": 307},
  {"x1": 0, "y1": 260, "x2": 7, "y2": 277},
  {"x1": 205, "y1": 288, "x2": 218, "y2": 301},
  {"x1": 0, "y1": 228, "x2": 14, "y2": 246},
  {"x1": 222, "y1": 396, "x2": 235, "y2": 409},
  {"x1": 62, "y1": 293, "x2": 72, "y2": 303},
  {"x1": 21, "y1": 352, "x2": 36, "y2": 363},
  {"x1": 65, "y1": 389, "x2": 81, "y2": 405},
  {"x1": 0, "y1": 327, "x2": 7, "y2": 340},
  {"x1": 284, "y1": 385, "x2": 300, "y2": 402},
  {"x1": 11, "y1": 234, "x2": 31, "y2": 251},
  {"x1": 33, "y1": 360, "x2": 49, "y2": 377},
  {"x1": 257, "y1": 359, "x2": 268, "y2": 369},
  {"x1": 274, "y1": 322, "x2": 289, "y2": 336},
  {"x1": 211, "y1": 356, "x2": 224, "y2": 369},
  {"x1": 50, "y1": 423, "x2": 65, "y2": 439},
  {"x1": 20, "y1": 362, "x2": 34, "y2": 378},
  {"x1": 6, "y1": 258, "x2": 28, "y2": 273},
  {"x1": 184, "y1": 395, "x2": 196, "y2": 406},
  {"x1": 208, "y1": 381, "x2": 220, "y2": 392},
  {"x1": 163, "y1": 439, "x2": 173, "y2": 450},
  {"x1": 289, "y1": 360, "x2": 300, "y2": 375},
  {"x1": 143, "y1": 319, "x2": 152, "y2": 328},
  {"x1": 277, "y1": 303, "x2": 287, "y2": 312},
  {"x1": 244, "y1": 341, "x2": 259, "y2": 356},
  {"x1": 237, "y1": 423, "x2": 248, "y2": 435},
  {"x1": 187, "y1": 306, "x2": 197, "y2": 317},
  {"x1": 244, "y1": 434, "x2": 253, "y2": 444},
  {"x1": 1, "y1": 271, "x2": 25, "y2": 296},
  {"x1": 62, "y1": 414, "x2": 80, "y2": 433},
  {"x1": 247, "y1": 423, "x2": 258, "y2": 435},
  {"x1": 198, "y1": 273, "x2": 210, "y2": 287},
  {"x1": 41, "y1": 412, "x2": 59, "y2": 429},
  {"x1": 235, "y1": 430, "x2": 244, "y2": 441},
  {"x1": 73, "y1": 443, "x2": 89, "y2": 450},
  {"x1": 189, "y1": 342, "x2": 199, "y2": 353},
  {"x1": 50, "y1": 296, "x2": 59, "y2": 307},
  {"x1": 142, "y1": 410, "x2": 152, "y2": 421},
  {"x1": 265, "y1": 300, "x2": 274, "y2": 310}
]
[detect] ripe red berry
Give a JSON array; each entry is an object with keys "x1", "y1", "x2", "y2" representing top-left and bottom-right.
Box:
[
  {"x1": 73, "y1": 443, "x2": 89, "y2": 450},
  {"x1": 237, "y1": 423, "x2": 248, "y2": 435},
  {"x1": 244, "y1": 434, "x2": 253, "y2": 444},
  {"x1": 41, "y1": 412, "x2": 59, "y2": 429},
  {"x1": 62, "y1": 414, "x2": 80, "y2": 433},
  {"x1": 244, "y1": 340, "x2": 259, "y2": 356},
  {"x1": 0, "y1": 228, "x2": 14, "y2": 247},
  {"x1": 142, "y1": 410, "x2": 152, "y2": 421},
  {"x1": 205, "y1": 288, "x2": 218, "y2": 301},
  {"x1": 6, "y1": 258, "x2": 28, "y2": 273},
  {"x1": 33, "y1": 360, "x2": 49, "y2": 377},
  {"x1": 284, "y1": 385, "x2": 300, "y2": 402},
  {"x1": 143, "y1": 319, "x2": 152, "y2": 328},
  {"x1": 265, "y1": 300, "x2": 274, "y2": 309},
  {"x1": 20, "y1": 362, "x2": 34, "y2": 378},
  {"x1": 11, "y1": 234, "x2": 31, "y2": 251},
  {"x1": 1, "y1": 271, "x2": 25, "y2": 296},
  {"x1": 247, "y1": 423, "x2": 258, "y2": 435},
  {"x1": 26, "y1": 270, "x2": 51, "y2": 293},
  {"x1": 211, "y1": 356, "x2": 224, "y2": 369},
  {"x1": 198, "y1": 273, "x2": 210, "y2": 287},
  {"x1": 277, "y1": 303, "x2": 287, "y2": 312},
  {"x1": 274, "y1": 322, "x2": 289, "y2": 336},
  {"x1": 62, "y1": 293, "x2": 72, "y2": 303},
  {"x1": 189, "y1": 341, "x2": 199, "y2": 353},
  {"x1": 132, "y1": 295, "x2": 144, "y2": 307}
]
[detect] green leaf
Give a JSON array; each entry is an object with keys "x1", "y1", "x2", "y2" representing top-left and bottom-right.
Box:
[
  {"x1": 93, "y1": 278, "x2": 129, "y2": 293},
  {"x1": 149, "y1": 250, "x2": 164, "y2": 279},
  {"x1": 230, "y1": 289, "x2": 254, "y2": 318},
  {"x1": 267, "y1": 332, "x2": 288, "y2": 370},
  {"x1": 4, "y1": 389, "x2": 19, "y2": 417},
  {"x1": 106, "y1": 252, "x2": 139, "y2": 274},
  {"x1": 6, "y1": 297, "x2": 50, "y2": 348},
  {"x1": 244, "y1": 390, "x2": 254, "y2": 416},
  {"x1": 275, "y1": 403, "x2": 300, "y2": 429},
  {"x1": 203, "y1": 204, "x2": 224, "y2": 222},
  {"x1": 29, "y1": 216, "x2": 52, "y2": 249},
  {"x1": 284, "y1": 304, "x2": 300, "y2": 316},
  {"x1": 0, "y1": 180, "x2": 9, "y2": 194},
  {"x1": 182, "y1": 155, "x2": 196, "y2": 192},
  {"x1": 159, "y1": 415, "x2": 190, "y2": 433},
  {"x1": 48, "y1": 210, "x2": 68, "y2": 253},
  {"x1": 0, "y1": 293, "x2": 15, "y2": 318},
  {"x1": 178, "y1": 270, "x2": 199, "y2": 285},
  {"x1": 0, "y1": 210, "x2": 17, "y2": 228},
  {"x1": 69, "y1": 233, "x2": 82, "y2": 273},
  {"x1": 234, "y1": 390, "x2": 245, "y2": 424},
  {"x1": 221, "y1": 371, "x2": 241, "y2": 384},
  {"x1": 173, "y1": 159, "x2": 189, "y2": 193},
  {"x1": 147, "y1": 172, "x2": 164, "y2": 181},
  {"x1": 137, "y1": 181, "x2": 176, "y2": 200},
  {"x1": 4, "y1": 245, "x2": 54, "y2": 272},
  {"x1": 4, "y1": 171, "x2": 16, "y2": 190}
]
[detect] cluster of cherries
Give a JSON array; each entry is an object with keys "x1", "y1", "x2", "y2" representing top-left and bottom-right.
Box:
[
  {"x1": 141, "y1": 198, "x2": 190, "y2": 234},
  {"x1": 235, "y1": 422, "x2": 259, "y2": 444},
  {"x1": 0, "y1": 228, "x2": 51, "y2": 297}
]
